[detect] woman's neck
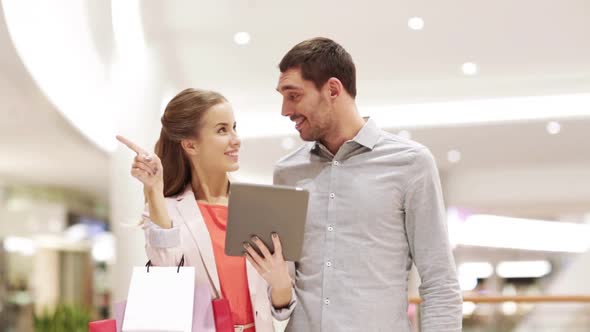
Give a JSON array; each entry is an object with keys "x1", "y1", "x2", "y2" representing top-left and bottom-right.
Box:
[{"x1": 191, "y1": 167, "x2": 230, "y2": 205}]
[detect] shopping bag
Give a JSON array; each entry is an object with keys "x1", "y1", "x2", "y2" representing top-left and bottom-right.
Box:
[
  {"x1": 193, "y1": 246, "x2": 235, "y2": 331},
  {"x1": 122, "y1": 257, "x2": 195, "y2": 332},
  {"x1": 89, "y1": 319, "x2": 117, "y2": 332},
  {"x1": 114, "y1": 300, "x2": 126, "y2": 332},
  {"x1": 114, "y1": 282, "x2": 214, "y2": 332},
  {"x1": 212, "y1": 298, "x2": 234, "y2": 332}
]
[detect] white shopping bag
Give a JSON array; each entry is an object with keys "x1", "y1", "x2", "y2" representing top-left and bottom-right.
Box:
[{"x1": 122, "y1": 258, "x2": 195, "y2": 332}]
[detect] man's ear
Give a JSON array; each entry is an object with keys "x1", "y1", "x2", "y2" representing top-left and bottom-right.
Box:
[{"x1": 326, "y1": 77, "x2": 343, "y2": 99}]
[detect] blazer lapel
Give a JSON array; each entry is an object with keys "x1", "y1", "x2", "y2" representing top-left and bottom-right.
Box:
[{"x1": 175, "y1": 186, "x2": 222, "y2": 295}]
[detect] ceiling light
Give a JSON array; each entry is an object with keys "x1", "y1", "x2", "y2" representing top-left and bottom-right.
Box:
[
  {"x1": 448, "y1": 214, "x2": 590, "y2": 253},
  {"x1": 234, "y1": 32, "x2": 251, "y2": 45},
  {"x1": 546, "y1": 121, "x2": 561, "y2": 135},
  {"x1": 462, "y1": 62, "x2": 479, "y2": 76},
  {"x1": 3, "y1": 236, "x2": 36, "y2": 256},
  {"x1": 408, "y1": 17, "x2": 424, "y2": 30},
  {"x1": 447, "y1": 149, "x2": 461, "y2": 163},
  {"x1": 496, "y1": 260, "x2": 552, "y2": 278},
  {"x1": 458, "y1": 262, "x2": 494, "y2": 279},
  {"x1": 205, "y1": 94, "x2": 590, "y2": 140}
]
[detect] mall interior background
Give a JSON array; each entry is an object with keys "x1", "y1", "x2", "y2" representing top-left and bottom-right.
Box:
[{"x1": 0, "y1": 1, "x2": 589, "y2": 331}]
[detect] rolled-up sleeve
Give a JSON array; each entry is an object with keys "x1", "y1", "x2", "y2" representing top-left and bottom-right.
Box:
[
  {"x1": 268, "y1": 260, "x2": 297, "y2": 330},
  {"x1": 403, "y1": 148, "x2": 463, "y2": 332},
  {"x1": 142, "y1": 205, "x2": 183, "y2": 266},
  {"x1": 268, "y1": 286, "x2": 297, "y2": 321}
]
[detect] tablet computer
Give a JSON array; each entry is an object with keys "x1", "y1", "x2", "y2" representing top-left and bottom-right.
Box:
[{"x1": 225, "y1": 182, "x2": 309, "y2": 261}]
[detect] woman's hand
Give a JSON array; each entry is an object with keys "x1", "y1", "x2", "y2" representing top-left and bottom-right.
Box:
[
  {"x1": 244, "y1": 233, "x2": 293, "y2": 308},
  {"x1": 117, "y1": 135, "x2": 171, "y2": 229},
  {"x1": 116, "y1": 135, "x2": 163, "y2": 192}
]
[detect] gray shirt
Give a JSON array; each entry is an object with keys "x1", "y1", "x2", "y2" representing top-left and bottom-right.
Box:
[{"x1": 274, "y1": 118, "x2": 462, "y2": 332}]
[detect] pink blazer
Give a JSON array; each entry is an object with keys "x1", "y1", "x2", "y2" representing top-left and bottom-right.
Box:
[{"x1": 142, "y1": 185, "x2": 292, "y2": 332}]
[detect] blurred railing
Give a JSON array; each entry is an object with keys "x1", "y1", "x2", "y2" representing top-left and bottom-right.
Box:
[{"x1": 409, "y1": 295, "x2": 590, "y2": 332}]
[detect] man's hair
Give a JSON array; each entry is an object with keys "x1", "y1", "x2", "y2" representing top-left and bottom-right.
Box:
[{"x1": 279, "y1": 37, "x2": 356, "y2": 98}]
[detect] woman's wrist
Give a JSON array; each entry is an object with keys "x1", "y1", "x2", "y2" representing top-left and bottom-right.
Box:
[
  {"x1": 270, "y1": 285, "x2": 293, "y2": 309},
  {"x1": 144, "y1": 183, "x2": 172, "y2": 229},
  {"x1": 144, "y1": 183, "x2": 164, "y2": 200}
]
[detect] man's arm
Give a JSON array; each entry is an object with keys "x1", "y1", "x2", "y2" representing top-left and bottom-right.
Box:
[{"x1": 404, "y1": 148, "x2": 463, "y2": 332}]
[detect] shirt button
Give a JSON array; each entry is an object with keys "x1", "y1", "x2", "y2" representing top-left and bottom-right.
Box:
[
  {"x1": 333, "y1": 161, "x2": 339, "y2": 166},
  {"x1": 329, "y1": 193, "x2": 335, "y2": 199},
  {"x1": 326, "y1": 261, "x2": 332, "y2": 267},
  {"x1": 327, "y1": 225, "x2": 334, "y2": 232},
  {"x1": 324, "y1": 298, "x2": 330, "y2": 305}
]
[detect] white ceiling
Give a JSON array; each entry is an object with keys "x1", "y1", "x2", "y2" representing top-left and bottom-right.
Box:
[
  {"x1": 0, "y1": 8, "x2": 108, "y2": 199},
  {"x1": 148, "y1": 0, "x2": 590, "y2": 104},
  {"x1": 0, "y1": 1, "x2": 589, "y2": 210}
]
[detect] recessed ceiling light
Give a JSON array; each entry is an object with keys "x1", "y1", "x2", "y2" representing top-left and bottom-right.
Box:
[
  {"x1": 233, "y1": 32, "x2": 251, "y2": 45},
  {"x1": 546, "y1": 121, "x2": 561, "y2": 135},
  {"x1": 408, "y1": 17, "x2": 424, "y2": 30},
  {"x1": 462, "y1": 62, "x2": 479, "y2": 76},
  {"x1": 448, "y1": 149, "x2": 461, "y2": 163}
]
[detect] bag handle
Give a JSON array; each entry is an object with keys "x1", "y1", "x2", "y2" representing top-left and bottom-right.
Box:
[{"x1": 145, "y1": 254, "x2": 185, "y2": 273}]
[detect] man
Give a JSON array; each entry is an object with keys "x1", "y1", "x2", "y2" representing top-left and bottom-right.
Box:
[{"x1": 273, "y1": 37, "x2": 462, "y2": 331}]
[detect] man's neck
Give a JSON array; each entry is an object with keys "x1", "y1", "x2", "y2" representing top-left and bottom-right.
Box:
[{"x1": 320, "y1": 104, "x2": 365, "y2": 155}]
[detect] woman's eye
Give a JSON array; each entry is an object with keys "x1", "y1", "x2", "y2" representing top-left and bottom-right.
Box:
[{"x1": 218, "y1": 127, "x2": 227, "y2": 133}]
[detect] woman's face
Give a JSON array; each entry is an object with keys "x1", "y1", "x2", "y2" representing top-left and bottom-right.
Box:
[{"x1": 193, "y1": 102, "x2": 241, "y2": 173}]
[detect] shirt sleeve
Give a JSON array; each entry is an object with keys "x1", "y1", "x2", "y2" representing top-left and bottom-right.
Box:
[
  {"x1": 403, "y1": 148, "x2": 463, "y2": 332},
  {"x1": 142, "y1": 203, "x2": 183, "y2": 266},
  {"x1": 268, "y1": 285, "x2": 297, "y2": 322}
]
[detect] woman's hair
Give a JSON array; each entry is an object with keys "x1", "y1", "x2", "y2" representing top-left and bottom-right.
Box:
[{"x1": 155, "y1": 88, "x2": 227, "y2": 197}]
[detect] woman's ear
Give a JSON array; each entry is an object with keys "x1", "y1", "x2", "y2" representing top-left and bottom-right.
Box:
[{"x1": 181, "y1": 139, "x2": 199, "y2": 157}]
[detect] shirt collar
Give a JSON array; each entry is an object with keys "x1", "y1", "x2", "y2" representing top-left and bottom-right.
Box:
[
  {"x1": 310, "y1": 117, "x2": 380, "y2": 153},
  {"x1": 352, "y1": 117, "x2": 380, "y2": 150}
]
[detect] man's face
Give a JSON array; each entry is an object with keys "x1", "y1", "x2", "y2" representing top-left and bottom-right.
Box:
[{"x1": 276, "y1": 68, "x2": 332, "y2": 142}]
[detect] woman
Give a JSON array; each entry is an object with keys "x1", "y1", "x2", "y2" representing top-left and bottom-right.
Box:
[{"x1": 117, "y1": 88, "x2": 295, "y2": 332}]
